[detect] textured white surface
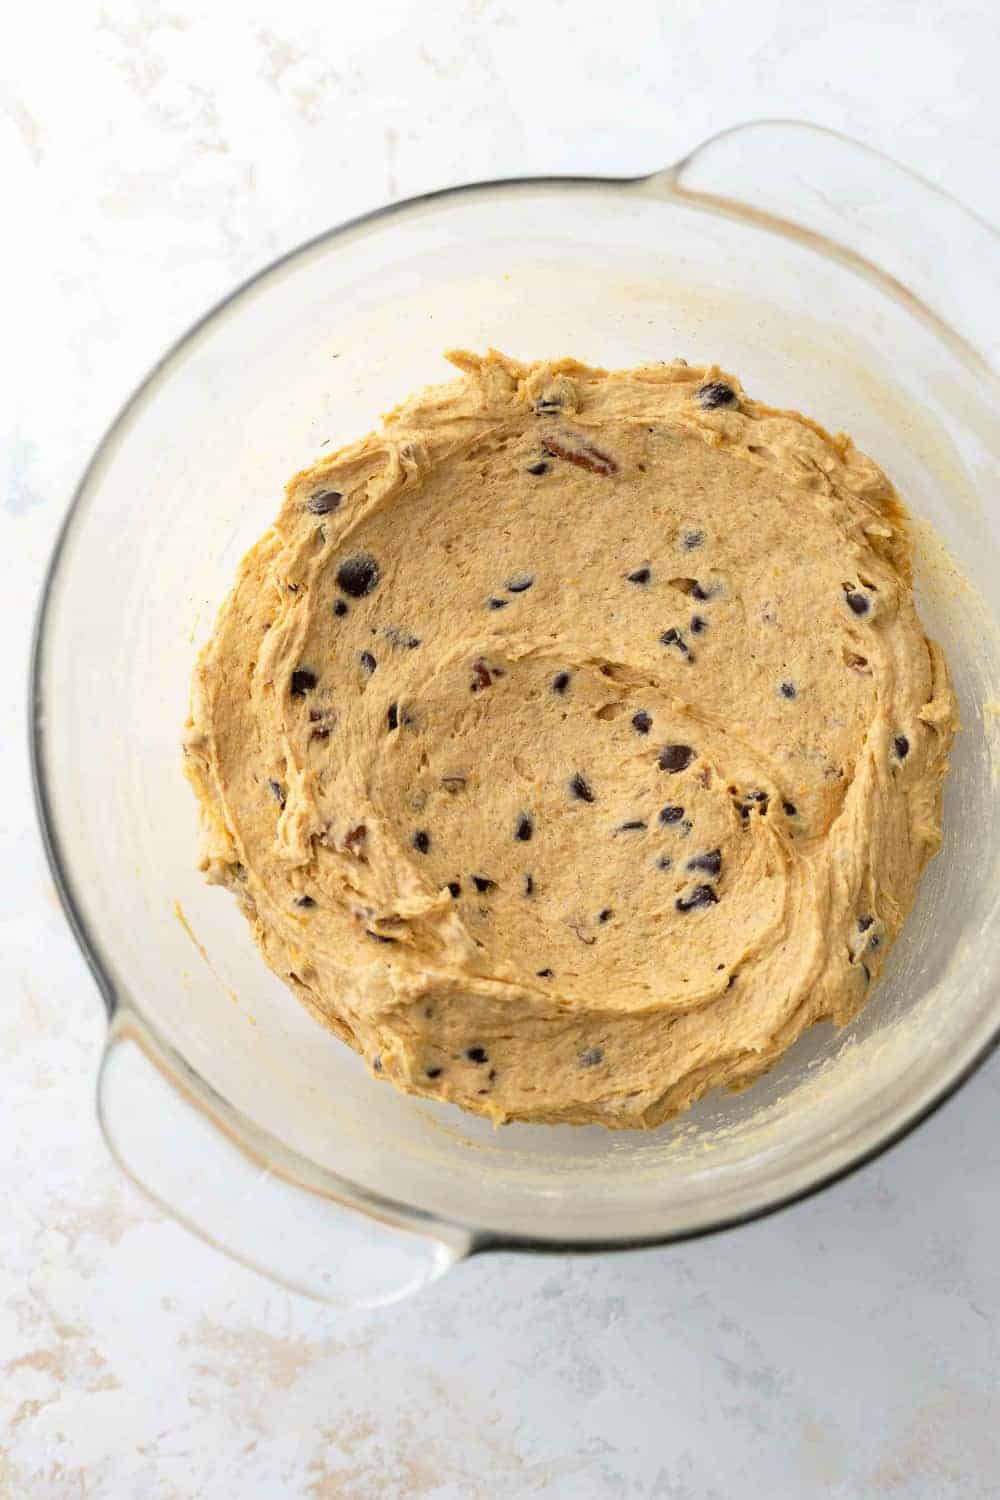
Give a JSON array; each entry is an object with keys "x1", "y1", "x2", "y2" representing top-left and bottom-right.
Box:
[{"x1": 4, "y1": 2, "x2": 999, "y2": 1496}]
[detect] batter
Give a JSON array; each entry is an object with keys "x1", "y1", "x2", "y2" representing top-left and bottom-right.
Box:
[{"x1": 184, "y1": 352, "x2": 956, "y2": 1128}]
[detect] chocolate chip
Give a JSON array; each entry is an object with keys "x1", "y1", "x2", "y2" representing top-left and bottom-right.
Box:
[
  {"x1": 862, "y1": 962, "x2": 872, "y2": 983},
  {"x1": 310, "y1": 727, "x2": 330, "y2": 742},
  {"x1": 425, "y1": 1066, "x2": 443, "y2": 1079},
  {"x1": 359, "y1": 650, "x2": 377, "y2": 674},
  {"x1": 858, "y1": 914, "x2": 875, "y2": 932},
  {"x1": 515, "y1": 813, "x2": 533, "y2": 842},
  {"x1": 333, "y1": 600, "x2": 349, "y2": 617},
  {"x1": 306, "y1": 490, "x2": 341, "y2": 515},
  {"x1": 471, "y1": 659, "x2": 494, "y2": 692},
  {"x1": 552, "y1": 671, "x2": 572, "y2": 694},
  {"x1": 656, "y1": 854, "x2": 673, "y2": 870},
  {"x1": 569, "y1": 773, "x2": 595, "y2": 803},
  {"x1": 527, "y1": 460, "x2": 550, "y2": 475},
  {"x1": 617, "y1": 820, "x2": 647, "y2": 833},
  {"x1": 659, "y1": 744, "x2": 695, "y2": 773},
  {"x1": 465, "y1": 1046, "x2": 489, "y2": 1064},
  {"x1": 441, "y1": 775, "x2": 467, "y2": 793},
  {"x1": 691, "y1": 582, "x2": 711, "y2": 601},
  {"x1": 488, "y1": 597, "x2": 509, "y2": 610},
  {"x1": 686, "y1": 848, "x2": 722, "y2": 877},
  {"x1": 507, "y1": 575, "x2": 534, "y2": 593},
  {"x1": 779, "y1": 680, "x2": 797, "y2": 700},
  {"x1": 869, "y1": 934, "x2": 882, "y2": 951},
  {"x1": 632, "y1": 710, "x2": 652, "y2": 735},
  {"x1": 845, "y1": 590, "x2": 870, "y2": 616},
  {"x1": 294, "y1": 895, "x2": 316, "y2": 908},
  {"x1": 268, "y1": 779, "x2": 287, "y2": 808},
  {"x1": 447, "y1": 881, "x2": 461, "y2": 898},
  {"x1": 627, "y1": 567, "x2": 651, "y2": 584},
  {"x1": 536, "y1": 968, "x2": 554, "y2": 978},
  {"x1": 660, "y1": 627, "x2": 693, "y2": 660},
  {"x1": 365, "y1": 929, "x2": 397, "y2": 944},
  {"x1": 372, "y1": 1055, "x2": 382, "y2": 1072},
  {"x1": 412, "y1": 830, "x2": 430, "y2": 854},
  {"x1": 534, "y1": 397, "x2": 562, "y2": 413},
  {"x1": 682, "y1": 529, "x2": 705, "y2": 550},
  {"x1": 659, "y1": 805, "x2": 685, "y2": 824},
  {"x1": 344, "y1": 824, "x2": 367, "y2": 851},
  {"x1": 523, "y1": 873, "x2": 534, "y2": 896},
  {"x1": 783, "y1": 801, "x2": 798, "y2": 817},
  {"x1": 597, "y1": 908, "x2": 613, "y2": 923},
  {"x1": 290, "y1": 669, "x2": 317, "y2": 696},
  {"x1": 337, "y1": 553, "x2": 380, "y2": 597},
  {"x1": 893, "y1": 734, "x2": 910, "y2": 759},
  {"x1": 690, "y1": 614, "x2": 707, "y2": 634},
  {"x1": 472, "y1": 875, "x2": 496, "y2": 893},
  {"x1": 579, "y1": 1047, "x2": 604, "y2": 1067},
  {"x1": 387, "y1": 702, "x2": 399, "y2": 731},
  {"x1": 675, "y1": 884, "x2": 719, "y2": 912},
  {"x1": 697, "y1": 381, "x2": 736, "y2": 409}
]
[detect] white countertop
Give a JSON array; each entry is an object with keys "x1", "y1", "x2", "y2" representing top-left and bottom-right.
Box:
[{"x1": 4, "y1": 3, "x2": 999, "y2": 1496}]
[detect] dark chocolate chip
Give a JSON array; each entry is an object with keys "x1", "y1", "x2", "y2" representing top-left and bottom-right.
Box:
[
  {"x1": 465, "y1": 1046, "x2": 489, "y2": 1064},
  {"x1": 632, "y1": 710, "x2": 652, "y2": 735},
  {"x1": 425, "y1": 1066, "x2": 443, "y2": 1079},
  {"x1": 858, "y1": 914, "x2": 875, "y2": 932},
  {"x1": 306, "y1": 490, "x2": 341, "y2": 515},
  {"x1": 268, "y1": 779, "x2": 287, "y2": 808},
  {"x1": 290, "y1": 669, "x2": 317, "y2": 696},
  {"x1": 333, "y1": 600, "x2": 349, "y2": 617},
  {"x1": 686, "y1": 848, "x2": 722, "y2": 878},
  {"x1": 579, "y1": 1047, "x2": 604, "y2": 1067},
  {"x1": 660, "y1": 627, "x2": 691, "y2": 656},
  {"x1": 406, "y1": 636, "x2": 421, "y2": 649},
  {"x1": 627, "y1": 567, "x2": 651, "y2": 584},
  {"x1": 779, "y1": 680, "x2": 797, "y2": 700},
  {"x1": 471, "y1": 659, "x2": 493, "y2": 692},
  {"x1": 869, "y1": 934, "x2": 882, "y2": 951},
  {"x1": 690, "y1": 614, "x2": 707, "y2": 634},
  {"x1": 617, "y1": 820, "x2": 648, "y2": 833},
  {"x1": 697, "y1": 381, "x2": 736, "y2": 410},
  {"x1": 359, "y1": 650, "x2": 377, "y2": 674},
  {"x1": 412, "y1": 830, "x2": 430, "y2": 854},
  {"x1": 515, "y1": 813, "x2": 534, "y2": 842},
  {"x1": 659, "y1": 744, "x2": 695, "y2": 773},
  {"x1": 337, "y1": 553, "x2": 380, "y2": 598},
  {"x1": 691, "y1": 582, "x2": 711, "y2": 601},
  {"x1": 472, "y1": 875, "x2": 496, "y2": 893},
  {"x1": 447, "y1": 881, "x2": 461, "y2": 898},
  {"x1": 569, "y1": 773, "x2": 595, "y2": 803},
  {"x1": 523, "y1": 873, "x2": 534, "y2": 896},
  {"x1": 365, "y1": 929, "x2": 397, "y2": 944},
  {"x1": 387, "y1": 702, "x2": 399, "y2": 731},
  {"x1": 552, "y1": 671, "x2": 572, "y2": 694},
  {"x1": 783, "y1": 801, "x2": 798, "y2": 817},
  {"x1": 597, "y1": 908, "x2": 613, "y2": 923},
  {"x1": 659, "y1": 805, "x2": 685, "y2": 824},
  {"x1": 507, "y1": 575, "x2": 534, "y2": 594},
  {"x1": 488, "y1": 597, "x2": 509, "y2": 610},
  {"x1": 682, "y1": 529, "x2": 705, "y2": 550},
  {"x1": 845, "y1": 590, "x2": 870, "y2": 616},
  {"x1": 372, "y1": 1055, "x2": 382, "y2": 1072},
  {"x1": 675, "y1": 884, "x2": 719, "y2": 912},
  {"x1": 656, "y1": 854, "x2": 673, "y2": 870},
  {"x1": 294, "y1": 895, "x2": 316, "y2": 908},
  {"x1": 893, "y1": 734, "x2": 910, "y2": 759},
  {"x1": 527, "y1": 460, "x2": 550, "y2": 475},
  {"x1": 536, "y1": 968, "x2": 555, "y2": 978}
]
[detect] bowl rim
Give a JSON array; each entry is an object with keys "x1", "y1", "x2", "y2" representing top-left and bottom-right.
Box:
[{"x1": 30, "y1": 117, "x2": 1000, "y2": 1258}]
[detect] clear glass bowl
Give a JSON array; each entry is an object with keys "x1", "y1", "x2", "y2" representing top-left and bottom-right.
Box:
[{"x1": 32, "y1": 121, "x2": 1000, "y2": 1306}]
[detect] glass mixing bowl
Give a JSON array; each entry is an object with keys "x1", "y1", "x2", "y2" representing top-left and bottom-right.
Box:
[{"x1": 32, "y1": 121, "x2": 1000, "y2": 1306}]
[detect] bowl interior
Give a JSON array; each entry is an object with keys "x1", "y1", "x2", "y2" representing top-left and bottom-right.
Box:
[{"x1": 38, "y1": 179, "x2": 1000, "y2": 1241}]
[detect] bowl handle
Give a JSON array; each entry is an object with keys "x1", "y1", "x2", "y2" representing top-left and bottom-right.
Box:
[
  {"x1": 646, "y1": 119, "x2": 999, "y2": 375},
  {"x1": 98, "y1": 1005, "x2": 473, "y2": 1307}
]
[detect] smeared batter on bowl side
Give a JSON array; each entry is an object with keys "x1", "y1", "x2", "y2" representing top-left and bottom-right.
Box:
[{"x1": 184, "y1": 351, "x2": 956, "y2": 1127}]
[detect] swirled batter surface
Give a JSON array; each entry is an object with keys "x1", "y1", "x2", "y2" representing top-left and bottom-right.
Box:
[{"x1": 184, "y1": 352, "x2": 956, "y2": 1127}]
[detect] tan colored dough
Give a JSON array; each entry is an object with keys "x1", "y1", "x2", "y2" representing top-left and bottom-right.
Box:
[{"x1": 184, "y1": 351, "x2": 957, "y2": 1128}]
